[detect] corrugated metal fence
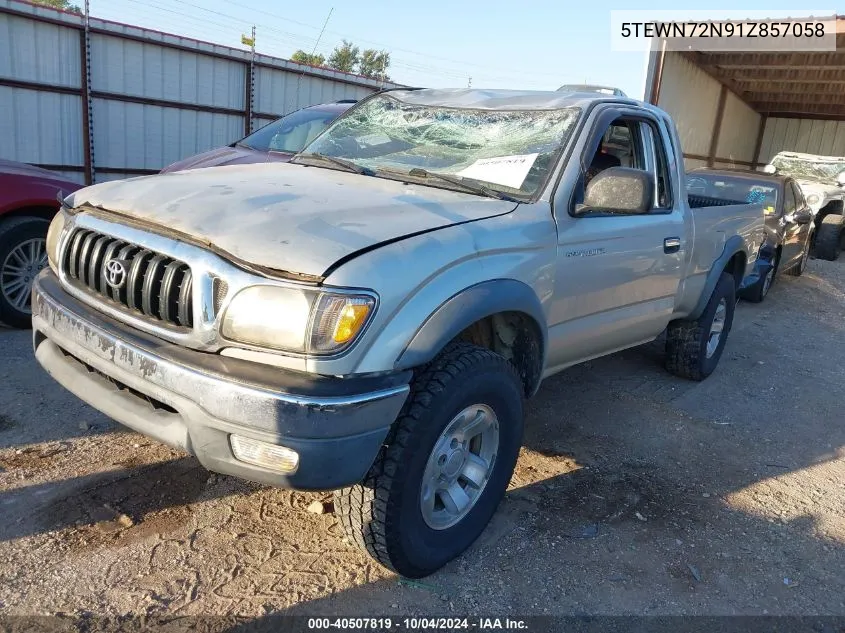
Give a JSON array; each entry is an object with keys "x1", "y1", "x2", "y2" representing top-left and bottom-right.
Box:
[
  {"x1": 760, "y1": 118, "x2": 845, "y2": 162},
  {"x1": 0, "y1": 0, "x2": 403, "y2": 184}
]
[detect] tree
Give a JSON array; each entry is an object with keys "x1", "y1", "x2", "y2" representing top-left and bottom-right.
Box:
[
  {"x1": 31, "y1": 0, "x2": 82, "y2": 13},
  {"x1": 359, "y1": 49, "x2": 390, "y2": 81},
  {"x1": 327, "y1": 40, "x2": 360, "y2": 74},
  {"x1": 291, "y1": 50, "x2": 326, "y2": 67}
]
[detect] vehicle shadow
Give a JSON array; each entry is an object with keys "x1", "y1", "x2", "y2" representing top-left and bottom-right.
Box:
[
  {"x1": 227, "y1": 274, "x2": 845, "y2": 618},
  {"x1": 214, "y1": 350, "x2": 844, "y2": 617},
  {"x1": 1, "y1": 268, "x2": 843, "y2": 616},
  {"x1": 0, "y1": 328, "x2": 118, "y2": 449},
  {"x1": 0, "y1": 456, "x2": 254, "y2": 544}
]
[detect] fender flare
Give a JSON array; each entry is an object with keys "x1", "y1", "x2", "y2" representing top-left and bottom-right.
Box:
[
  {"x1": 394, "y1": 279, "x2": 547, "y2": 373},
  {"x1": 689, "y1": 235, "x2": 745, "y2": 321}
]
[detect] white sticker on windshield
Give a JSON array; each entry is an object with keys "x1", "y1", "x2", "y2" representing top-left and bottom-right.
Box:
[
  {"x1": 456, "y1": 153, "x2": 539, "y2": 189},
  {"x1": 358, "y1": 133, "x2": 392, "y2": 147}
]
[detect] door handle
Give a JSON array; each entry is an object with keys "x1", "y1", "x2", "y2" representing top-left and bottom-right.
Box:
[{"x1": 664, "y1": 237, "x2": 681, "y2": 254}]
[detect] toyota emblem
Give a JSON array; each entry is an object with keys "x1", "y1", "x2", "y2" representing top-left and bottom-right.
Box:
[{"x1": 105, "y1": 259, "x2": 127, "y2": 289}]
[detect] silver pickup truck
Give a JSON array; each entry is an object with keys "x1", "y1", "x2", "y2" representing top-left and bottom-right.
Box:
[{"x1": 33, "y1": 89, "x2": 763, "y2": 578}]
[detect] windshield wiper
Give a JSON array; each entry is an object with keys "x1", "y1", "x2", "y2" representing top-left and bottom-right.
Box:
[
  {"x1": 406, "y1": 168, "x2": 520, "y2": 202},
  {"x1": 293, "y1": 152, "x2": 373, "y2": 176}
]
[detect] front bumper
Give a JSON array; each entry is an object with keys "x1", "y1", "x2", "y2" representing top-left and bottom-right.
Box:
[{"x1": 31, "y1": 271, "x2": 410, "y2": 490}]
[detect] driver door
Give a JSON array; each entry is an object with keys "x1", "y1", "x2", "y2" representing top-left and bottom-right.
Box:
[
  {"x1": 544, "y1": 107, "x2": 686, "y2": 373},
  {"x1": 779, "y1": 182, "x2": 802, "y2": 268},
  {"x1": 784, "y1": 181, "x2": 812, "y2": 264}
]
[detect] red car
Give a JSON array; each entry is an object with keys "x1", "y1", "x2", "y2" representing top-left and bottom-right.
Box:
[
  {"x1": 0, "y1": 160, "x2": 82, "y2": 328},
  {"x1": 160, "y1": 100, "x2": 357, "y2": 173}
]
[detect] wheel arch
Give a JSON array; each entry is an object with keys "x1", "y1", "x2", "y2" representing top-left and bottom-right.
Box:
[
  {"x1": 687, "y1": 236, "x2": 745, "y2": 321},
  {"x1": 0, "y1": 206, "x2": 57, "y2": 223},
  {"x1": 394, "y1": 279, "x2": 547, "y2": 397}
]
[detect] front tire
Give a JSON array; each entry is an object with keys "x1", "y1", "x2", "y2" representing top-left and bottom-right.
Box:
[
  {"x1": 0, "y1": 216, "x2": 50, "y2": 329},
  {"x1": 665, "y1": 272, "x2": 736, "y2": 381},
  {"x1": 814, "y1": 215, "x2": 845, "y2": 261},
  {"x1": 335, "y1": 342, "x2": 524, "y2": 578}
]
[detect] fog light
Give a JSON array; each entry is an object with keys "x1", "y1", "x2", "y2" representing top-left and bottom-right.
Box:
[{"x1": 230, "y1": 435, "x2": 299, "y2": 473}]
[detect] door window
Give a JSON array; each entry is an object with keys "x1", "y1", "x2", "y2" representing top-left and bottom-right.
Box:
[
  {"x1": 783, "y1": 185, "x2": 796, "y2": 216},
  {"x1": 639, "y1": 122, "x2": 673, "y2": 210},
  {"x1": 578, "y1": 113, "x2": 672, "y2": 214},
  {"x1": 791, "y1": 182, "x2": 806, "y2": 209}
]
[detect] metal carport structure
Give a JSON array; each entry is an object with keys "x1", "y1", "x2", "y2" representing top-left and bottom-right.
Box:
[{"x1": 644, "y1": 17, "x2": 845, "y2": 171}]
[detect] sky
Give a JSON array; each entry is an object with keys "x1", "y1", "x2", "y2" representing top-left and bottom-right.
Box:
[{"x1": 89, "y1": 0, "x2": 842, "y2": 99}]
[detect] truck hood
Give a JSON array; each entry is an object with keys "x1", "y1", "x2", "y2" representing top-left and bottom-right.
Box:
[
  {"x1": 65, "y1": 162, "x2": 518, "y2": 279},
  {"x1": 796, "y1": 181, "x2": 842, "y2": 211}
]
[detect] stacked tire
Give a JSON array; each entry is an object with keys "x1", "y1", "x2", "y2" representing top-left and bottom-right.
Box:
[{"x1": 814, "y1": 214, "x2": 845, "y2": 261}]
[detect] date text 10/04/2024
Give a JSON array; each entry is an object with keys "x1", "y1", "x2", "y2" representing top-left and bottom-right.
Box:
[{"x1": 306, "y1": 617, "x2": 529, "y2": 630}]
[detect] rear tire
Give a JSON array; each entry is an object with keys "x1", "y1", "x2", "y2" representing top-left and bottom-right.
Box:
[
  {"x1": 814, "y1": 215, "x2": 845, "y2": 261},
  {"x1": 784, "y1": 235, "x2": 811, "y2": 277},
  {"x1": 0, "y1": 216, "x2": 50, "y2": 329},
  {"x1": 334, "y1": 342, "x2": 524, "y2": 578},
  {"x1": 665, "y1": 272, "x2": 735, "y2": 381}
]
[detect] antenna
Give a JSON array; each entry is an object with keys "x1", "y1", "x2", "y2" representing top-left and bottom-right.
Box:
[
  {"x1": 294, "y1": 7, "x2": 333, "y2": 111},
  {"x1": 310, "y1": 8, "x2": 333, "y2": 60}
]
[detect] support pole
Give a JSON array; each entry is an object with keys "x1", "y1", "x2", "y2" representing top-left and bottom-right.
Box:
[
  {"x1": 80, "y1": 0, "x2": 94, "y2": 184},
  {"x1": 244, "y1": 25, "x2": 255, "y2": 136},
  {"x1": 648, "y1": 38, "x2": 666, "y2": 105},
  {"x1": 752, "y1": 115, "x2": 768, "y2": 169},
  {"x1": 707, "y1": 85, "x2": 728, "y2": 168}
]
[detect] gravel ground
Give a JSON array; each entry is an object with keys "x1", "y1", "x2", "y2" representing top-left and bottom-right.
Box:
[{"x1": 0, "y1": 257, "x2": 843, "y2": 620}]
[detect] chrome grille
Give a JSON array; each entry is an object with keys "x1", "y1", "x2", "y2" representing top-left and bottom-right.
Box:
[{"x1": 61, "y1": 229, "x2": 194, "y2": 328}]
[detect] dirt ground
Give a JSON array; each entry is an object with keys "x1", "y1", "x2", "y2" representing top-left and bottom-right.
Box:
[{"x1": 1, "y1": 257, "x2": 844, "y2": 621}]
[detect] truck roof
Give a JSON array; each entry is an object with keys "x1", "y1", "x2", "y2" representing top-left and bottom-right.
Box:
[
  {"x1": 557, "y1": 84, "x2": 628, "y2": 97},
  {"x1": 383, "y1": 88, "x2": 641, "y2": 111}
]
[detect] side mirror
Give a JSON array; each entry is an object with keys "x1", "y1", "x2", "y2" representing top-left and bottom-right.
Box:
[
  {"x1": 837, "y1": 171, "x2": 845, "y2": 187},
  {"x1": 793, "y1": 208, "x2": 813, "y2": 225},
  {"x1": 577, "y1": 167, "x2": 655, "y2": 215},
  {"x1": 763, "y1": 164, "x2": 777, "y2": 174}
]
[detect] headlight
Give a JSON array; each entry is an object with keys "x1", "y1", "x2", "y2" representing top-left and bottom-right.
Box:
[
  {"x1": 221, "y1": 286, "x2": 313, "y2": 351},
  {"x1": 806, "y1": 193, "x2": 821, "y2": 207},
  {"x1": 221, "y1": 285, "x2": 375, "y2": 354},
  {"x1": 45, "y1": 211, "x2": 67, "y2": 272}
]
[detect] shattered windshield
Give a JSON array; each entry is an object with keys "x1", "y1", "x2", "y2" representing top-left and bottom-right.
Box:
[
  {"x1": 300, "y1": 94, "x2": 581, "y2": 198},
  {"x1": 770, "y1": 155, "x2": 845, "y2": 184}
]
